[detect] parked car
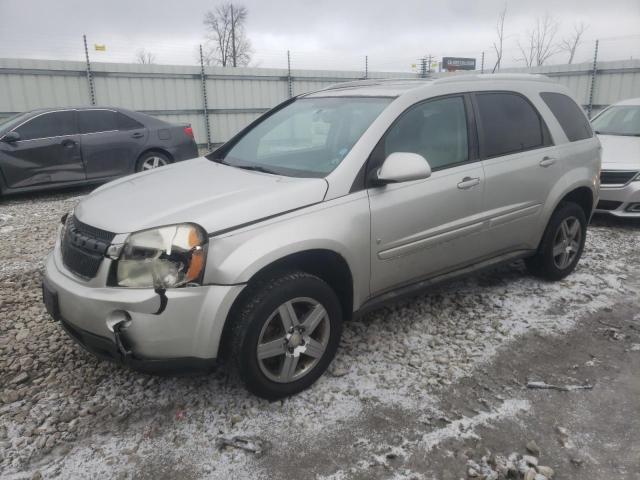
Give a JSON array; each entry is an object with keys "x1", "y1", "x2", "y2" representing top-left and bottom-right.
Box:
[
  {"x1": 0, "y1": 107, "x2": 199, "y2": 195},
  {"x1": 42, "y1": 74, "x2": 600, "y2": 398},
  {"x1": 591, "y1": 97, "x2": 640, "y2": 216}
]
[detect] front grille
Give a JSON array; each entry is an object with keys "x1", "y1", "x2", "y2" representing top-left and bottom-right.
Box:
[
  {"x1": 600, "y1": 170, "x2": 638, "y2": 185},
  {"x1": 596, "y1": 200, "x2": 623, "y2": 211},
  {"x1": 61, "y1": 216, "x2": 115, "y2": 279}
]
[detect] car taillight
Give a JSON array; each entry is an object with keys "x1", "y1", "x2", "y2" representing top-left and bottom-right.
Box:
[{"x1": 184, "y1": 126, "x2": 194, "y2": 139}]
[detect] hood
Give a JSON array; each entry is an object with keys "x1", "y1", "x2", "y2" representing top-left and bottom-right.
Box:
[
  {"x1": 598, "y1": 134, "x2": 640, "y2": 170},
  {"x1": 74, "y1": 157, "x2": 328, "y2": 235}
]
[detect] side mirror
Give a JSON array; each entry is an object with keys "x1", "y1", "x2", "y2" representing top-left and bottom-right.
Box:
[
  {"x1": 374, "y1": 152, "x2": 431, "y2": 185},
  {"x1": 1, "y1": 131, "x2": 20, "y2": 143}
]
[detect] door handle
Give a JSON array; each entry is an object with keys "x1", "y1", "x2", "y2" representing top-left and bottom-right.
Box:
[
  {"x1": 131, "y1": 132, "x2": 144, "y2": 139},
  {"x1": 61, "y1": 139, "x2": 76, "y2": 148},
  {"x1": 539, "y1": 156, "x2": 556, "y2": 167},
  {"x1": 457, "y1": 176, "x2": 480, "y2": 190}
]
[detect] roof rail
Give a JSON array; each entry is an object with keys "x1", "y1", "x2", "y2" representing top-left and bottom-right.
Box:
[
  {"x1": 319, "y1": 77, "x2": 431, "y2": 92},
  {"x1": 433, "y1": 73, "x2": 554, "y2": 84}
]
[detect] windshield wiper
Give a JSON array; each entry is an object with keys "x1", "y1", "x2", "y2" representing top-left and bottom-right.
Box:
[{"x1": 233, "y1": 164, "x2": 278, "y2": 175}]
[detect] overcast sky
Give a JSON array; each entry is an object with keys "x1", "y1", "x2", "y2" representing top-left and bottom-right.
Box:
[{"x1": 1, "y1": 0, "x2": 639, "y2": 72}]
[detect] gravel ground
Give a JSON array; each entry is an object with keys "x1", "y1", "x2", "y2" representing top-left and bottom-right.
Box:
[{"x1": 0, "y1": 188, "x2": 638, "y2": 479}]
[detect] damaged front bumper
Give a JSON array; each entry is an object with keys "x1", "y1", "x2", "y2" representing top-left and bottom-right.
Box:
[{"x1": 42, "y1": 247, "x2": 245, "y2": 373}]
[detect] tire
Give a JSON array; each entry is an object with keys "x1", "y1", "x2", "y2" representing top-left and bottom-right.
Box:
[
  {"x1": 135, "y1": 151, "x2": 171, "y2": 172},
  {"x1": 525, "y1": 202, "x2": 587, "y2": 281},
  {"x1": 224, "y1": 271, "x2": 343, "y2": 399}
]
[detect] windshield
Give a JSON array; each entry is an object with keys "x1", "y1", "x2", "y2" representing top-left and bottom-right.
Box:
[
  {"x1": 592, "y1": 105, "x2": 640, "y2": 136},
  {"x1": 209, "y1": 97, "x2": 392, "y2": 177}
]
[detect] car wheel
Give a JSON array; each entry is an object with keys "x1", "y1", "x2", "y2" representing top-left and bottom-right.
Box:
[
  {"x1": 136, "y1": 151, "x2": 170, "y2": 172},
  {"x1": 525, "y1": 202, "x2": 587, "y2": 281},
  {"x1": 225, "y1": 271, "x2": 343, "y2": 399}
]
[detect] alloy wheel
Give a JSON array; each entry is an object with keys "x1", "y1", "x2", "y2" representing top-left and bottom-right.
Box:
[
  {"x1": 142, "y1": 156, "x2": 167, "y2": 170},
  {"x1": 256, "y1": 297, "x2": 331, "y2": 383},
  {"x1": 552, "y1": 216, "x2": 581, "y2": 270}
]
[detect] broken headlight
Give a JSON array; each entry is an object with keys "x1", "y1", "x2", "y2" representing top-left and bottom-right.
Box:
[{"x1": 114, "y1": 223, "x2": 207, "y2": 288}]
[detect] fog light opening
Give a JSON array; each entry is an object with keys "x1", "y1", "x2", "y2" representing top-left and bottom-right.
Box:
[{"x1": 625, "y1": 203, "x2": 640, "y2": 213}]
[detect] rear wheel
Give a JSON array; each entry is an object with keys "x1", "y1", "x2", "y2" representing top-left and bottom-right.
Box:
[
  {"x1": 225, "y1": 271, "x2": 343, "y2": 399},
  {"x1": 135, "y1": 151, "x2": 170, "y2": 172},
  {"x1": 525, "y1": 202, "x2": 587, "y2": 280}
]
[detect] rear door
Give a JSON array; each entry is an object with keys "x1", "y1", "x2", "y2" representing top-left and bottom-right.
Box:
[
  {"x1": 78, "y1": 109, "x2": 148, "y2": 179},
  {"x1": 473, "y1": 91, "x2": 558, "y2": 254},
  {"x1": 0, "y1": 110, "x2": 84, "y2": 189},
  {"x1": 368, "y1": 95, "x2": 486, "y2": 294}
]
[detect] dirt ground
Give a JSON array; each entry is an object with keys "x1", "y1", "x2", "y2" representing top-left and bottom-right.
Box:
[{"x1": 1, "y1": 188, "x2": 639, "y2": 480}]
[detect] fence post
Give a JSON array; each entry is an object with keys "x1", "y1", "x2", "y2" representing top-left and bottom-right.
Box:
[
  {"x1": 587, "y1": 39, "x2": 599, "y2": 119},
  {"x1": 365, "y1": 55, "x2": 368, "y2": 79},
  {"x1": 82, "y1": 34, "x2": 96, "y2": 106},
  {"x1": 481, "y1": 51, "x2": 485, "y2": 73},
  {"x1": 199, "y1": 45, "x2": 212, "y2": 151},
  {"x1": 287, "y1": 50, "x2": 293, "y2": 98}
]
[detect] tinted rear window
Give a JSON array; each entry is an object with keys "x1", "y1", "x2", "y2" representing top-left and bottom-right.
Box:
[
  {"x1": 541, "y1": 92, "x2": 592, "y2": 141},
  {"x1": 475, "y1": 92, "x2": 546, "y2": 158},
  {"x1": 15, "y1": 111, "x2": 76, "y2": 140},
  {"x1": 79, "y1": 110, "x2": 118, "y2": 134}
]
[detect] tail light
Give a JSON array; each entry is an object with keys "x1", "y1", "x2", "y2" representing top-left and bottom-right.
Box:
[{"x1": 184, "y1": 126, "x2": 194, "y2": 139}]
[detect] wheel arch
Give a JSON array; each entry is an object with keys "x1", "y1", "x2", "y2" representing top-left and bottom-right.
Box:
[{"x1": 235, "y1": 249, "x2": 355, "y2": 323}]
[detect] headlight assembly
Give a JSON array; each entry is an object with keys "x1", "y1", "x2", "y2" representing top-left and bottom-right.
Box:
[{"x1": 113, "y1": 223, "x2": 207, "y2": 289}]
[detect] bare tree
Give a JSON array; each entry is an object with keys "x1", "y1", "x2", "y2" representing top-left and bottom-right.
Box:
[
  {"x1": 135, "y1": 49, "x2": 156, "y2": 64},
  {"x1": 559, "y1": 22, "x2": 587, "y2": 64},
  {"x1": 203, "y1": 2, "x2": 252, "y2": 67},
  {"x1": 492, "y1": 4, "x2": 508, "y2": 73},
  {"x1": 517, "y1": 13, "x2": 559, "y2": 67}
]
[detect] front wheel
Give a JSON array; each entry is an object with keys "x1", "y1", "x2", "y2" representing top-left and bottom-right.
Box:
[
  {"x1": 525, "y1": 202, "x2": 587, "y2": 281},
  {"x1": 225, "y1": 271, "x2": 343, "y2": 399}
]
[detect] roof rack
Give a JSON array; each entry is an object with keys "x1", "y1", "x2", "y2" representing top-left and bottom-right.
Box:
[{"x1": 319, "y1": 77, "x2": 431, "y2": 92}]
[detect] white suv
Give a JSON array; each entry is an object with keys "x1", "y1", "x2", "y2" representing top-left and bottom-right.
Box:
[{"x1": 43, "y1": 74, "x2": 600, "y2": 398}]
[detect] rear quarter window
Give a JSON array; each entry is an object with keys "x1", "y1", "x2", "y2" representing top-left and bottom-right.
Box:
[
  {"x1": 540, "y1": 92, "x2": 593, "y2": 141},
  {"x1": 475, "y1": 92, "x2": 549, "y2": 158}
]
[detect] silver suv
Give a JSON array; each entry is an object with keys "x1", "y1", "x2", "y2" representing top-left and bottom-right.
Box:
[{"x1": 43, "y1": 74, "x2": 600, "y2": 398}]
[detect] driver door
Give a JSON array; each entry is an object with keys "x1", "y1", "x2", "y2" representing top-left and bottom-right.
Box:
[
  {"x1": 368, "y1": 95, "x2": 486, "y2": 295},
  {"x1": 0, "y1": 110, "x2": 84, "y2": 189}
]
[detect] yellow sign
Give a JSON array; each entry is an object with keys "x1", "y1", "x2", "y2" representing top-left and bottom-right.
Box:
[{"x1": 94, "y1": 44, "x2": 106, "y2": 52}]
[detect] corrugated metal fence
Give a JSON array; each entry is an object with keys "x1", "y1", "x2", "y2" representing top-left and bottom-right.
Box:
[
  {"x1": 0, "y1": 58, "x2": 409, "y2": 149},
  {"x1": 501, "y1": 59, "x2": 640, "y2": 116},
  {"x1": 1, "y1": 57, "x2": 639, "y2": 148}
]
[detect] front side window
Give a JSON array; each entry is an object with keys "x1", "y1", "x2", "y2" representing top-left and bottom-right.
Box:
[
  {"x1": 383, "y1": 96, "x2": 469, "y2": 170},
  {"x1": 210, "y1": 97, "x2": 392, "y2": 177},
  {"x1": 540, "y1": 92, "x2": 592, "y2": 141},
  {"x1": 79, "y1": 110, "x2": 118, "y2": 134},
  {"x1": 592, "y1": 105, "x2": 640, "y2": 136},
  {"x1": 15, "y1": 111, "x2": 76, "y2": 140},
  {"x1": 475, "y1": 92, "x2": 546, "y2": 158}
]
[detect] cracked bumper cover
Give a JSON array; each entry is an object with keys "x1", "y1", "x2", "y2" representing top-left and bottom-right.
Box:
[{"x1": 43, "y1": 247, "x2": 245, "y2": 373}]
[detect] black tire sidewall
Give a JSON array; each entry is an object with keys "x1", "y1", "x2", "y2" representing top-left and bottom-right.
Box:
[
  {"x1": 135, "y1": 151, "x2": 170, "y2": 172},
  {"x1": 235, "y1": 273, "x2": 343, "y2": 399},
  {"x1": 534, "y1": 202, "x2": 587, "y2": 280}
]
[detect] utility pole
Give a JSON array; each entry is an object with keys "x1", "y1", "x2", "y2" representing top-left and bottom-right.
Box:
[
  {"x1": 420, "y1": 57, "x2": 427, "y2": 78},
  {"x1": 199, "y1": 44, "x2": 212, "y2": 151},
  {"x1": 83, "y1": 34, "x2": 96, "y2": 106},
  {"x1": 427, "y1": 54, "x2": 432, "y2": 74},
  {"x1": 587, "y1": 39, "x2": 599, "y2": 119},
  {"x1": 287, "y1": 50, "x2": 293, "y2": 98},
  {"x1": 230, "y1": 4, "x2": 237, "y2": 67},
  {"x1": 365, "y1": 55, "x2": 368, "y2": 79},
  {"x1": 481, "y1": 51, "x2": 485, "y2": 73}
]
